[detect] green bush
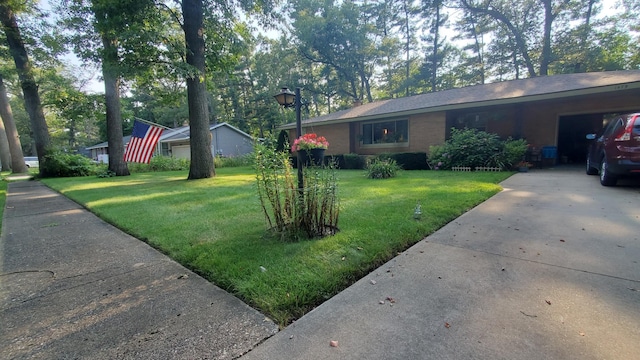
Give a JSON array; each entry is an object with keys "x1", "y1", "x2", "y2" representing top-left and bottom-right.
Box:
[
  {"x1": 332, "y1": 153, "x2": 366, "y2": 169},
  {"x1": 215, "y1": 154, "x2": 253, "y2": 168},
  {"x1": 40, "y1": 151, "x2": 97, "y2": 178},
  {"x1": 276, "y1": 130, "x2": 290, "y2": 153},
  {"x1": 500, "y1": 138, "x2": 529, "y2": 169},
  {"x1": 128, "y1": 156, "x2": 190, "y2": 173},
  {"x1": 366, "y1": 158, "x2": 401, "y2": 179},
  {"x1": 428, "y1": 128, "x2": 527, "y2": 170},
  {"x1": 379, "y1": 152, "x2": 428, "y2": 170}
]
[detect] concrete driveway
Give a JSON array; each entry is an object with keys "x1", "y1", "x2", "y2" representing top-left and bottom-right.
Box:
[{"x1": 240, "y1": 167, "x2": 640, "y2": 359}]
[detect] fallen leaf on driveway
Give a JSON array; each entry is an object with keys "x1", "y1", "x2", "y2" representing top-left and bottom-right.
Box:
[
  {"x1": 559, "y1": 239, "x2": 565, "y2": 242},
  {"x1": 545, "y1": 300, "x2": 552, "y2": 305},
  {"x1": 386, "y1": 296, "x2": 396, "y2": 303},
  {"x1": 444, "y1": 322, "x2": 451, "y2": 328},
  {"x1": 579, "y1": 332, "x2": 585, "y2": 336},
  {"x1": 330, "y1": 340, "x2": 339, "y2": 347}
]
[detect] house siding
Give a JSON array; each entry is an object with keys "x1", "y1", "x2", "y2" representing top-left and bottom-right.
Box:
[
  {"x1": 287, "y1": 123, "x2": 351, "y2": 155},
  {"x1": 407, "y1": 112, "x2": 447, "y2": 153},
  {"x1": 213, "y1": 126, "x2": 254, "y2": 156}
]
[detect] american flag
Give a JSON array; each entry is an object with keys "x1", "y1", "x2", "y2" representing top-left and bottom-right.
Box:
[{"x1": 123, "y1": 120, "x2": 164, "y2": 163}]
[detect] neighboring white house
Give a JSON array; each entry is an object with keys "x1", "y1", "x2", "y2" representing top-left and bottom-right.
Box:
[{"x1": 85, "y1": 122, "x2": 254, "y2": 163}]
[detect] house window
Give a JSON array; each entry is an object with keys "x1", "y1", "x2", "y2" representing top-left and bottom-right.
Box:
[
  {"x1": 361, "y1": 119, "x2": 408, "y2": 145},
  {"x1": 454, "y1": 113, "x2": 487, "y2": 131}
]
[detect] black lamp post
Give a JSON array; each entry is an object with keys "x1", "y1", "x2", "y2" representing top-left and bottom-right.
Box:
[{"x1": 274, "y1": 87, "x2": 303, "y2": 194}]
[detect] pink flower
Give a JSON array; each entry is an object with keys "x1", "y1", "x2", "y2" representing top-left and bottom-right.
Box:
[{"x1": 291, "y1": 133, "x2": 329, "y2": 151}]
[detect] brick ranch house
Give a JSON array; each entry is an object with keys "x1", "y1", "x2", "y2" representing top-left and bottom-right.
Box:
[{"x1": 279, "y1": 70, "x2": 640, "y2": 166}]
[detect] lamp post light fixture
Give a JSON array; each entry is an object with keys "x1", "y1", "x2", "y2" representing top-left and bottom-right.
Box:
[{"x1": 274, "y1": 87, "x2": 304, "y2": 194}]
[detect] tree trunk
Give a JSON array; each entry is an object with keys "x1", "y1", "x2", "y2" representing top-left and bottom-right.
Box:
[
  {"x1": 431, "y1": 5, "x2": 440, "y2": 91},
  {"x1": 0, "y1": 4, "x2": 50, "y2": 176},
  {"x1": 0, "y1": 116, "x2": 10, "y2": 171},
  {"x1": 0, "y1": 75, "x2": 10, "y2": 171},
  {"x1": 0, "y1": 74, "x2": 27, "y2": 173},
  {"x1": 101, "y1": 34, "x2": 130, "y2": 176},
  {"x1": 539, "y1": 0, "x2": 555, "y2": 76},
  {"x1": 183, "y1": 0, "x2": 215, "y2": 179}
]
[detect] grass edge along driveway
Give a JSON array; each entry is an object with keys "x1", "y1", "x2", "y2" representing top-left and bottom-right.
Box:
[{"x1": 41, "y1": 167, "x2": 511, "y2": 327}]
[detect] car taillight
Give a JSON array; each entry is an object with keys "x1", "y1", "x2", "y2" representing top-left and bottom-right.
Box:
[{"x1": 614, "y1": 117, "x2": 636, "y2": 142}]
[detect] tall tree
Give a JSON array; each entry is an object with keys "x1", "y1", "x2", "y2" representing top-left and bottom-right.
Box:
[
  {"x1": 178, "y1": 0, "x2": 276, "y2": 179},
  {"x1": 292, "y1": 0, "x2": 378, "y2": 103},
  {"x1": 421, "y1": 0, "x2": 452, "y2": 91},
  {"x1": 0, "y1": 2, "x2": 50, "y2": 175},
  {"x1": 182, "y1": 0, "x2": 215, "y2": 179},
  {"x1": 62, "y1": 0, "x2": 163, "y2": 176}
]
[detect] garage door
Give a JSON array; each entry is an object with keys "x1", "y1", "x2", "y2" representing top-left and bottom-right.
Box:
[{"x1": 172, "y1": 145, "x2": 191, "y2": 160}]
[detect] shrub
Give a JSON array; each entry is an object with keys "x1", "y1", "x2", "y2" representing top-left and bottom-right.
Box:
[
  {"x1": 379, "y1": 152, "x2": 428, "y2": 170},
  {"x1": 366, "y1": 158, "x2": 400, "y2": 179},
  {"x1": 128, "y1": 156, "x2": 190, "y2": 173},
  {"x1": 275, "y1": 130, "x2": 290, "y2": 153},
  {"x1": 215, "y1": 154, "x2": 253, "y2": 168},
  {"x1": 331, "y1": 153, "x2": 366, "y2": 169},
  {"x1": 500, "y1": 138, "x2": 529, "y2": 169},
  {"x1": 40, "y1": 151, "x2": 97, "y2": 178},
  {"x1": 428, "y1": 128, "x2": 514, "y2": 170},
  {"x1": 344, "y1": 153, "x2": 366, "y2": 169}
]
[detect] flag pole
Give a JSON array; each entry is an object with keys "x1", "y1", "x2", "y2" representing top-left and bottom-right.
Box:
[{"x1": 134, "y1": 117, "x2": 172, "y2": 130}]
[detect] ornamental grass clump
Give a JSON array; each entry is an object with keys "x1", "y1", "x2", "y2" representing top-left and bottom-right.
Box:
[
  {"x1": 254, "y1": 140, "x2": 339, "y2": 241},
  {"x1": 366, "y1": 158, "x2": 401, "y2": 179}
]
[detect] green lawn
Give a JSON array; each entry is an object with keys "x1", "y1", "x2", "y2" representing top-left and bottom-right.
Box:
[{"x1": 40, "y1": 167, "x2": 511, "y2": 326}]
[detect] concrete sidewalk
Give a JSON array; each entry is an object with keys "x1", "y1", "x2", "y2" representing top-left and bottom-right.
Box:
[
  {"x1": 240, "y1": 169, "x2": 640, "y2": 360},
  {"x1": 0, "y1": 181, "x2": 278, "y2": 359}
]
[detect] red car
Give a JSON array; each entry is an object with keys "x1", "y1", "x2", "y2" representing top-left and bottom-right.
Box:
[{"x1": 586, "y1": 113, "x2": 640, "y2": 186}]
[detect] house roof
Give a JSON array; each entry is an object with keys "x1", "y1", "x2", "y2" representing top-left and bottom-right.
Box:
[
  {"x1": 280, "y1": 70, "x2": 640, "y2": 129},
  {"x1": 160, "y1": 122, "x2": 254, "y2": 143},
  {"x1": 85, "y1": 136, "x2": 132, "y2": 150}
]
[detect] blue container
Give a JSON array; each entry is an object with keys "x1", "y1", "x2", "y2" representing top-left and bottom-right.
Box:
[{"x1": 542, "y1": 146, "x2": 557, "y2": 159}]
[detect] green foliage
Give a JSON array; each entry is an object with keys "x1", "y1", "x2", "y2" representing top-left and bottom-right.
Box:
[
  {"x1": 254, "y1": 141, "x2": 339, "y2": 241},
  {"x1": 96, "y1": 168, "x2": 116, "y2": 178},
  {"x1": 428, "y1": 129, "x2": 530, "y2": 170},
  {"x1": 334, "y1": 153, "x2": 366, "y2": 169},
  {"x1": 428, "y1": 128, "x2": 503, "y2": 170},
  {"x1": 214, "y1": 154, "x2": 253, "y2": 168},
  {"x1": 40, "y1": 151, "x2": 97, "y2": 178},
  {"x1": 366, "y1": 158, "x2": 401, "y2": 179},
  {"x1": 276, "y1": 130, "x2": 290, "y2": 153},
  {"x1": 378, "y1": 152, "x2": 428, "y2": 170},
  {"x1": 501, "y1": 138, "x2": 529, "y2": 169},
  {"x1": 128, "y1": 156, "x2": 190, "y2": 173}
]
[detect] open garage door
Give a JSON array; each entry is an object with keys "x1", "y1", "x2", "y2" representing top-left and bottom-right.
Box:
[{"x1": 557, "y1": 114, "x2": 603, "y2": 164}]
